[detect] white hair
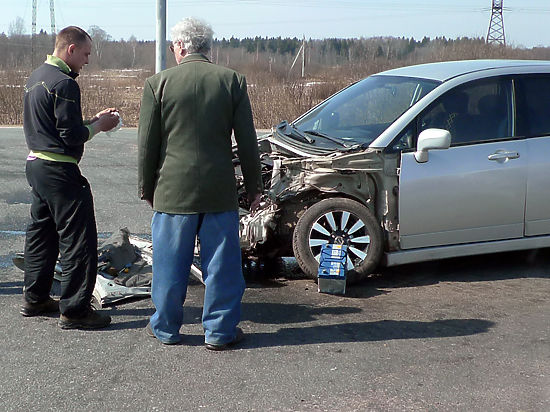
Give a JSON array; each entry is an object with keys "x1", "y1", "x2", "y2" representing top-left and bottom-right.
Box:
[{"x1": 170, "y1": 17, "x2": 213, "y2": 54}]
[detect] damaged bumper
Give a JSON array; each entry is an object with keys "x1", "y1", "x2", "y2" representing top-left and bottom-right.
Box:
[
  {"x1": 94, "y1": 236, "x2": 204, "y2": 307},
  {"x1": 13, "y1": 232, "x2": 204, "y2": 308}
]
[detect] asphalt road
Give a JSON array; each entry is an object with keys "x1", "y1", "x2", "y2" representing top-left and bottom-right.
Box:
[{"x1": 1, "y1": 127, "x2": 549, "y2": 411}]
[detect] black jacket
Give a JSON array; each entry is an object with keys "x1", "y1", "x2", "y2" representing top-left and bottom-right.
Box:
[{"x1": 23, "y1": 62, "x2": 90, "y2": 162}]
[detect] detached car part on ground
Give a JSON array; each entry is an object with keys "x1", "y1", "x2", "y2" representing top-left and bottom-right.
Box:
[
  {"x1": 237, "y1": 59, "x2": 550, "y2": 284},
  {"x1": 13, "y1": 228, "x2": 204, "y2": 307}
]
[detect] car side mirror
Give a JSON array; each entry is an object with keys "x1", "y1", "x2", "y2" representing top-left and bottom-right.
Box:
[{"x1": 414, "y1": 128, "x2": 451, "y2": 163}]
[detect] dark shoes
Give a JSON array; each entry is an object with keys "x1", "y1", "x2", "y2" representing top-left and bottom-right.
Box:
[
  {"x1": 22, "y1": 298, "x2": 110, "y2": 330},
  {"x1": 58, "y1": 307, "x2": 111, "y2": 330},
  {"x1": 205, "y1": 327, "x2": 245, "y2": 351},
  {"x1": 20, "y1": 297, "x2": 59, "y2": 317}
]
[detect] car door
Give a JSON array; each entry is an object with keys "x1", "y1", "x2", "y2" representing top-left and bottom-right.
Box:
[
  {"x1": 398, "y1": 77, "x2": 528, "y2": 250},
  {"x1": 515, "y1": 74, "x2": 550, "y2": 236}
]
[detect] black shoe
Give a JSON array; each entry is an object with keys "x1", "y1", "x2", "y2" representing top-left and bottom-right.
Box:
[
  {"x1": 20, "y1": 297, "x2": 59, "y2": 317},
  {"x1": 205, "y1": 327, "x2": 245, "y2": 351},
  {"x1": 58, "y1": 307, "x2": 111, "y2": 330},
  {"x1": 145, "y1": 323, "x2": 181, "y2": 345}
]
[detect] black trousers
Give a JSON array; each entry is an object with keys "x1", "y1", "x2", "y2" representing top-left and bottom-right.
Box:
[{"x1": 24, "y1": 159, "x2": 98, "y2": 317}]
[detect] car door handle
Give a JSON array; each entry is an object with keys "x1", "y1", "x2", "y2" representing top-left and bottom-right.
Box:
[{"x1": 488, "y1": 151, "x2": 520, "y2": 161}]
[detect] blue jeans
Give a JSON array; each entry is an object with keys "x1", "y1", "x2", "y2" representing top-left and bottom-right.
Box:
[{"x1": 150, "y1": 210, "x2": 245, "y2": 345}]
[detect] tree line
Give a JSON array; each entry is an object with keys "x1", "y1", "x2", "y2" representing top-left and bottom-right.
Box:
[
  {"x1": 2, "y1": 25, "x2": 549, "y2": 72},
  {"x1": 2, "y1": 22, "x2": 550, "y2": 128}
]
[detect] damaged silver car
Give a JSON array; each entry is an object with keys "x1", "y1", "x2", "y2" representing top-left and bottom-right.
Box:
[{"x1": 237, "y1": 59, "x2": 550, "y2": 284}]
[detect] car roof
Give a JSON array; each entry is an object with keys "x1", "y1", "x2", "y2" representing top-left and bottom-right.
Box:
[{"x1": 376, "y1": 59, "x2": 550, "y2": 82}]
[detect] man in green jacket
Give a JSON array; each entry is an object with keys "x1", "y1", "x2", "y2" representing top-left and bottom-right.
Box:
[{"x1": 138, "y1": 17, "x2": 262, "y2": 348}]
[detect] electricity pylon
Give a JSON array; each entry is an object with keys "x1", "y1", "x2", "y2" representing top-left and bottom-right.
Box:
[
  {"x1": 32, "y1": 0, "x2": 56, "y2": 36},
  {"x1": 31, "y1": 0, "x2": 56, "y2": 67},
  {"x1": 486, "y1": 0, "x2": 505, "y2": 45}
]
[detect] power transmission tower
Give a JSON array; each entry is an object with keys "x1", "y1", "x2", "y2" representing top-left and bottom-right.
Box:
[
  {"x1": 32, "y1": 0, "x2": 57, "y2": 67},
  {"x1": 31, "y1": 0, "x2": 56, "y2": 36},
  {"x1": 49, "y1": 0, "x2": 57, "y2": 36},
  {"x1": 486, "y1": 0, "x2": 505, "y2": 45}
]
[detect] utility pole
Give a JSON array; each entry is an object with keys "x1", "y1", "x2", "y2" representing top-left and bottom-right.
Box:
[
  {"x1": 301, "y1": 36, "x2": 305, "y2": 78},
  {"x1": 289, "y1": 36, "x2": 306, "y2": 78},
  {"x1": 487, "y1": 0, "x2": 506, "y2": 45},
  {"x1": 155, "y1": 0, "x2": 166, "y2": 73}
]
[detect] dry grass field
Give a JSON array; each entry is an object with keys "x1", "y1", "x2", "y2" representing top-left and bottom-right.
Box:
[
  {"x1": 0, "y1": 67, "x2": 351, "y2": 129},
  {"x1": 1, "y1": 39, "x2": 549, "y2": 129}
]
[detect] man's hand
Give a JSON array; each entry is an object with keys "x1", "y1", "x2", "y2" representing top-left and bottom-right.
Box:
[
  {"x1": 140, "y1": 188, "x2": 154, "y2": 208},
  {"x1": 90, "y1": 108, "x2": 117, "y2": 124},
  {"x1": 92, "y1": 111, "x2": 120, "y2": 133},
  {"x1": 249, "y1": 193, "x2": 262, "y2": 215}
]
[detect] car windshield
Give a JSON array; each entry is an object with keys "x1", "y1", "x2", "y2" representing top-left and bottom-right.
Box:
[{"x1": 293, "y1": 75, "x2": 440, "y2": 146}]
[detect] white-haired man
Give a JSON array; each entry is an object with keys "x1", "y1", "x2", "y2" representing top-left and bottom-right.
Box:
[{"x1": 138, "y1": 18, "x2": 262, "y2": 348}]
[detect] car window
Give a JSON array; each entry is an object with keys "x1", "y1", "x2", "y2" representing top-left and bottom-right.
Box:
[
  {"x1": 389, "y1": 122, "x2": 415, "y2": 152},
  {"x1": 515, "y1": 75, "x2": 550, "y2": 137},
  {"x1": 418, "y1": 78, "x2": 512, "y2": 146},
  {"x1": 337, "y1": 80, "x2": 416, "y2": 126},
  {"x1": 294, "y1": 75, "x2": 439, "y2": 146}
]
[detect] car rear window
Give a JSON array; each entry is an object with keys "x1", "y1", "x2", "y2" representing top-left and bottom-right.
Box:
[{"x1": 515, "y1": 75, "x2": 550, "y2": 137}]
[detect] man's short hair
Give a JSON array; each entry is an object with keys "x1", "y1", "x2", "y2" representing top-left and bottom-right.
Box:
[
  {"x1": 170, "y1": 18, "x2": 213, "y2": 54},
  {"x1": 55, "y1": 26, "x2": 92, "y2": 51}
]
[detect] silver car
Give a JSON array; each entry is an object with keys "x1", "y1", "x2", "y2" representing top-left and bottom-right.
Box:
[{"x1": 236, "y1": 59, "x2": 550, "y2": 284}]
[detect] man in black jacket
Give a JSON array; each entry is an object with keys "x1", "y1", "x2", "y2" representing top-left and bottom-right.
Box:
[{"x1": 21, "y1": 26, "x2": 119, "y2": 329}]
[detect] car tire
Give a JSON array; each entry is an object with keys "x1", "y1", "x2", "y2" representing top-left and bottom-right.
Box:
[{"x1": 292, "y1": 197, "x2": 383, "y2": 284}]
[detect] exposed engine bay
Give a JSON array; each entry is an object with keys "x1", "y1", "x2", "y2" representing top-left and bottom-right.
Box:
[{"x1": 235, "y1": 128, "x2": 400, "y2": 284}]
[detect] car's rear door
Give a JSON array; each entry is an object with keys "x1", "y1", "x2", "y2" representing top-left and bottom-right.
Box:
[{"x1": 516, "y1": 74, "x2": 550, "y2": 236}]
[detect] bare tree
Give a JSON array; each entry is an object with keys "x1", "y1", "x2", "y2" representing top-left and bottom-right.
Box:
[
  {"x1": 88, "y1": 25, "x2": 111, "y2": 65},
  {"x1": 128, "y1": 35, "x2": 138, "y2": 68},
  {"x1": 8, "y1": 17, "x2": 26, "y2": 37}
]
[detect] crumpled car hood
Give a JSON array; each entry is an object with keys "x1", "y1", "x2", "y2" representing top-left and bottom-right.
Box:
[{"x1": 268, "y1": 130, "x2": 346, "y2": 157}]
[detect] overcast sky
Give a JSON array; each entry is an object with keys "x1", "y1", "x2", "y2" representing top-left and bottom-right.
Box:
[{"x1": 2, "y1": 0, "x2": 550, "y2": 48}]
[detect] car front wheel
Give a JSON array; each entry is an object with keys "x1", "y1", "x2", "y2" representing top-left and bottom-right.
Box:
[{"x1": 292, "y1": 197, "x2": 383, "y2": 284}]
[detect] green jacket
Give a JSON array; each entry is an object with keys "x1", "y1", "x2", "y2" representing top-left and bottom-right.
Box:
[{"x1": 138, "y1": 53, "x2": 262, "y2": 214}]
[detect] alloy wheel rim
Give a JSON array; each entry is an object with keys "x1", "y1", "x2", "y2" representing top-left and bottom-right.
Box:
[{"x1": 308, "y1": 210, "x2": 371, "y2": 270}]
